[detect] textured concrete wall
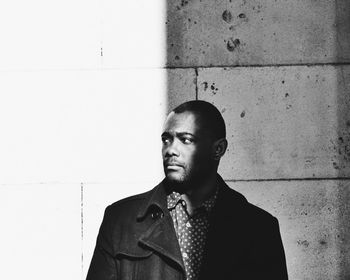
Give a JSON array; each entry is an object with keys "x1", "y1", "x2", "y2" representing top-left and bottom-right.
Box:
[{"x1": 167, "y1": 0, "x2": 350, "y2": 279}]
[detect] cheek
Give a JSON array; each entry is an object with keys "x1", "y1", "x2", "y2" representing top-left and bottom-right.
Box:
[
  {"x1": 199, "y1": 148, "x2": 214, "y2": 166},
  {"x1": 187, "y1": 147, "x2": 210, "y2": 166}
]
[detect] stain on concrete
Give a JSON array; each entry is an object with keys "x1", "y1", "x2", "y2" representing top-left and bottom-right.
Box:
[
  {"x1": 252, "y1": 4, "x2": 263, "y2": 13},
  {"x1": 305, "y1": 156, "x2": 316, "y2": 167},
  {"x1": 297, "y1": 240, "x2": 310, "y2": 248},
  {"x1": 202, "y1": 82, "x2": 208, "y2": 91},
  {"x1": 175, "y1": 0, "x2": 190, "y2": 11},
  {"x1": 291, "y1": 151, "x2": 298, "y2": 158},
  {"x1": 285, "y1": 93, "x2": 289, "y2": 98},
  {"x1": 222, "y1": 10, "x2": 233, "y2": 23},
  {"x1": 329, "y1": 133, "x2": 350, "y2": 169},
  {"x1": 300, "y1": 211, "x2": 308, "y2": 216},
  {"x1": 181, "y1": 0, "x2": 189, "y2": 7},
  {"x1": 210, "y1": 83, "x2": 218, "y2": 94},
  {"x1": 333, "y1": 161, "x2": 340, "y2": 169},
  {"x1": 227, "y1": 38, "x2": 241, "y2": 51}
]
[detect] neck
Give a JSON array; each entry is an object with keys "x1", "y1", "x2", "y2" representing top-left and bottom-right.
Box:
[{"x1": 181, "y1": 172, "x2": 218, "y2": 214}]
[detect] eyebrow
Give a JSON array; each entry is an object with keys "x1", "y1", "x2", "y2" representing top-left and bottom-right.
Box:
[{"x1": 161, "y1": 132, "x2": 196, "y2": 138}]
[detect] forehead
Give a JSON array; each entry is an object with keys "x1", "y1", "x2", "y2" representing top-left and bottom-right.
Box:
[{"x1": 163, "y1": 111, "x2": 202, "y2": 133}]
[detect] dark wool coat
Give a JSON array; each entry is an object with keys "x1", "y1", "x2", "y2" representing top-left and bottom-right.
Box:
[{"x1": 87, "y1": 175, "x2": 288, "y2": 280}]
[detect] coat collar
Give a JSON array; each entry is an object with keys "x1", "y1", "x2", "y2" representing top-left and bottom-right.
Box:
[
  {"x1": 135, "y1": 180, "x2": 186, "y2": 275},
  {"x1": 134, "y1": 175, "x2": 247, "y2": 278},
  {"x1": 136, "y1": 179, "x2": 169, "y2": 220},
  {"x1": 137, "y1": 175, "x2": 235, "y2": 219}
]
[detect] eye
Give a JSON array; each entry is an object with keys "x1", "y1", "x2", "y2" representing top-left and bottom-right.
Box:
[
  {"x1": 181, "y1": 137, "x2": 193, "y2": 144},
  {"x1": 161, "y1": 136, "x2": 171, "y2": 144}
]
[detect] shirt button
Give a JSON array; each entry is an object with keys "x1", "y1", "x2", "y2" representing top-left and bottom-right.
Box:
[{"x1": 182, "y1": 252, "x2": 188, "y2": 259}]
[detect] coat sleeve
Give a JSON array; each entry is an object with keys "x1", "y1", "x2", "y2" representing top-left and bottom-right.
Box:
[{"x1": 86, "y1": 206, "x2": 117, "y2": 280}]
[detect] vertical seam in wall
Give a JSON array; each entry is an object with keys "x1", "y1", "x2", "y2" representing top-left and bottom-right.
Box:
[
  {"x1": 81, "y1": 182, "x2": 84, "y2": 279},
  {"x1": 195, "y1": 67, "x2": 198, "y2": 100}
]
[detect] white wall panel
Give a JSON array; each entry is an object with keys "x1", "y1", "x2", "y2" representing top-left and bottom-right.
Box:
[
  {"x1": 0, "y1": 0, "x2": 101, "y2": 70},
  {"x1": 101, "y1": 0, "x2": 166, "y2": 68},
  {"x1": 0, "y1": 184, "x2": 81, "y2": 280},
  {"x1": 0, "y1": 69, "x2": 166, "y2": 184}
]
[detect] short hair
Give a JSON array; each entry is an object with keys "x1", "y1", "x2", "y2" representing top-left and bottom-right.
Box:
[{"x1": 172, "y1": 100, "x2": 226, "y2": 140}]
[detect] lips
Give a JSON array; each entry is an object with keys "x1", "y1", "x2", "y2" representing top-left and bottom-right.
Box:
[{"x1": 164, "y1": 161, "x2": 184, "y2": 168}]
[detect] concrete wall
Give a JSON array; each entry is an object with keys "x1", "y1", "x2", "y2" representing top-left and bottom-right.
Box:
[
  {"x1": 167, "y1": 0, "x2": 350, "y2": 279},
  {"x1": 1, "y1": 1, "x2": 349, "y2": 279}
]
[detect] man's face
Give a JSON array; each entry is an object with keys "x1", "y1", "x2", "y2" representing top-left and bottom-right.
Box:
[{"x1": 161, "y1": 111, "x2": 215, "y2": 188}]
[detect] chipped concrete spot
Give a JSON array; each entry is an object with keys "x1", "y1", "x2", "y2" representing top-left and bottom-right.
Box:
[
  {"x1": 210, "y1": 83, "x2": 218, "y2": 94},
  {"x1": 300, "y1": 210, "x2": 308, "y2": 216},
  {"x1": 333, "y1": 162, "x2": 339, "y2": 169},
  {"x1": 222, "y1": 10, "x2": 233, "y2": 23},
  {"x1": 297, "y1": 240, "x2": 310, "y2": 248},
  {"x1": 240, "y1": 110, "x2": 246, "y2": 118},
  {"x1": 202, "y1": 81, "x2": 208, "y2": 91},
  {"x1": 227, "y1": 38, "x2": 240, "y2": 51}
]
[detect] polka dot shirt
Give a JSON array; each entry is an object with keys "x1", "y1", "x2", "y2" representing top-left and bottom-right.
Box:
[{"x1": 167, "y1": 189, "x2": 218, "y2": 280}]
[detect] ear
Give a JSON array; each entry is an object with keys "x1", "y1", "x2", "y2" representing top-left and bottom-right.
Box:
[{"x1": 212, "y1": 138, "x2": 228, "y2": 161}]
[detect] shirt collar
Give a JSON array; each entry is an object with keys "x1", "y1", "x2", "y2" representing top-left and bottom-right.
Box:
[{"x1": 167, "y1": 187, "x2": 219, "y2": 214}]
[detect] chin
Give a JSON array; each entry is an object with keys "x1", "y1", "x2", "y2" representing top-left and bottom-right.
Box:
[
  {"x1": 165, "y1": 173, "x2": 194, "y2": 192},
  {"x1": 165, "y1": 173, "x2": 185, "y2": 183}
]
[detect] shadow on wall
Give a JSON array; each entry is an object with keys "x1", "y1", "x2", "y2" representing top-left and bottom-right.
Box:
[
  {"x1": 165, "y1": 0, "x2": 350, "y2": 279},
  {"x1": 335, "y1": 1, "x2": 350, "y2": 278}
]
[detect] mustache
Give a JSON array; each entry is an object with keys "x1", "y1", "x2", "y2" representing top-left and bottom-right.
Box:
[{"x1": 163, "y1": 159, "x2": 184, "y2": 167}]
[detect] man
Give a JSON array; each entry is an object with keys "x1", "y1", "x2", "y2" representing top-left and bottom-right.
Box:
[{"x1": 87, "y1": 100, "x2": 288, "y2": 280}]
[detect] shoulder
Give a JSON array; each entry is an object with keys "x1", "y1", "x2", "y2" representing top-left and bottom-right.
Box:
[
  {"x1": 103, "y1": 187, "x2": 154, "y2": 221},
  {"x1": 221, "y1": 185, "x2": 278, "y2": 225}
]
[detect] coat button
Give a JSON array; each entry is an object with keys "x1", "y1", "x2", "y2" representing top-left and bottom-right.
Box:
[{"x1": 151, "y1": 211, "x2": 163, "y2": 220}]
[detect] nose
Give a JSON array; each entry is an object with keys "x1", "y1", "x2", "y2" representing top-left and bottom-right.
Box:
[{"x1": 163, "y1": 139, "x2": 180, "y2": 158}]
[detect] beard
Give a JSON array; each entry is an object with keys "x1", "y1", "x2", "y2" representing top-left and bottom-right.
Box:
[{"x1": 164, "y1": 165, "x2": 209, "y2": 193}]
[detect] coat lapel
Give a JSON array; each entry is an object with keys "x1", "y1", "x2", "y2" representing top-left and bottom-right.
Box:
[
  {"x1": 199, "y1": 176, "x2": 248, "y2": 279},
  {"x1": 136, "y1": 181, "x2": 186, "y2": 276}
]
